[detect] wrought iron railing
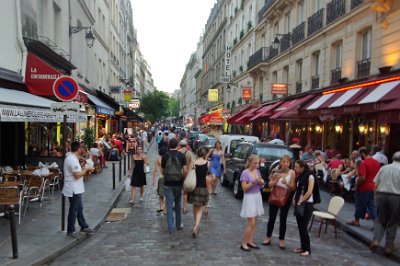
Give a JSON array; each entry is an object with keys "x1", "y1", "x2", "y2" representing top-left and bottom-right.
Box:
[
  {"x1": 280, "y1": 33, "x2": 291, "y2": 53},
  {"x1": 351, "y1": 0, "x2": 364, "y2": 10},
  {"x1": 291, "y1": 22, "x2": 305, "y2": 46},
  {"x1": 327, "y1": 0, "x2": 345, "y2": 25},
  {"x1": 258, "y1": 0, "x2": 276, "y2": 22},
  {"x1": 357, "y1": 58, "x2": 371, "y2": 78},
  {"x1": 331, "y1": 67, "x2": 342, "y2": 84},
  {"x1": 267, "y1": 47, "x2": 279, "y2": 61},
  {"x1": 296, "y1": 81, "x2": 302, "y2": 94},
  {"x1": 311, "y1": 75, "x2": 320, "y2": 90},
  {"x1": 308, "y1": 9, "x2": 324, "y2": 37},
  {"x1": 248, "y1": 47, "x2": 269, "y2": 69}
]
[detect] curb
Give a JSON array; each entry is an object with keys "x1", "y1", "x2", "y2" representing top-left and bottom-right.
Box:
[{"x1": 28, "y1": 178, "x2": 126, "y2": 266}]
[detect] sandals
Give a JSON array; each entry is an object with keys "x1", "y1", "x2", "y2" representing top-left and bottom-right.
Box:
[
  {"x1": 346, "y1": 220, "x2": 360, "y2": 226},
  {"x1": 300, "y1": 251, "x2": 310, "y2": 257},
  {"x1": 293, "y1": 248, "x2": 304, "y2": 253},
  {"x1": 247, "y1": 243, "x2": 260, "y2": 249}
]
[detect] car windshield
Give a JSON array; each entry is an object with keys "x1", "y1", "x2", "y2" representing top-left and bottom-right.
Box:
[
  {"x1": 230, "y1": 139, "x2": 255, "y2": 154},
  {"x1": 252, "y1": 146, "x2": 293, "y2": 159},
  {"x1": 207, "y1": 138, "x2": 217, "y2": 146},
  {"x1": 198, "y1": 134, "x2": 208, "y2": 141}
]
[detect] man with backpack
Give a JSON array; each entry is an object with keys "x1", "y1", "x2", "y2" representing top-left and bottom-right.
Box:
[{"x1": 161, "y1": 138, "x2": 187, "y2": 234}]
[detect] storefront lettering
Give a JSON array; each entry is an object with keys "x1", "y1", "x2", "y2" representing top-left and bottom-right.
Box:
[
  {"x1": 343, "y1": 106, "x2": 360, "y2": 113},
  {"x1": 320, "y1": 109, "x2": 332, "y2": 115},
  {"x1": 374, "y1": 102, "x2": 384, "y2": 110},
  {"x1": 30, "y1": 74, "x2": 61, "y2": 80}
]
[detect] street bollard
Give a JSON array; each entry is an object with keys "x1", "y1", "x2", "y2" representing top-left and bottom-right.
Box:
[
  {"x1": 9, "y1": 204, "x2": 18, "y2": 259},
  {"x1": 112, "y1": 163, "x2": 116, "y2": 190},
  {"x1": 124, "y1": 154, "x2": 126, "y2": 176},
  {"x1": 119, "y1": 158, "x2": 122, "y2": 182}
]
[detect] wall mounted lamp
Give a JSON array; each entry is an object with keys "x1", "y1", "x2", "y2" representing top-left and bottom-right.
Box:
[
  {"x1": 272, "y1": 33, "x2": 291, "y2": 49},
  {"x1": 379, "y1": 124, "x2": 389, "y2": 135},
  {"x1": 315, "y1": 125, "x2": 322, "y2": 133},
  {"x1": 69, "y1": 26, "x2": 95, "y2": 48},
  {"x1": 335, "y1": 124, "x2": 343, "y2": 134},
  {"x1": 359, "y1": 124, "x2": 367, "y2": 134}
]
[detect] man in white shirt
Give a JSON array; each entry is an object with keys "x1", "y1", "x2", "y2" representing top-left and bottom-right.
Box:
[
  {"x1": 63, "y1": 141, "x2": 95, "y2": 238},
  {"x1": 372, "y1": 145, "x2": 388, "y2": 166},
  {"x1": 141, "y1": 130, "x2": 148, "y2": 152}
]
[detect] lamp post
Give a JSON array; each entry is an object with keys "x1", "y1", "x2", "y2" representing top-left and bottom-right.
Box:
[
  {"x1": 69, "y1": 26, "x2": 96, "y2": 48},
  {"x1": 271, "y1": 33, "x2": 291, "y2": 50}
]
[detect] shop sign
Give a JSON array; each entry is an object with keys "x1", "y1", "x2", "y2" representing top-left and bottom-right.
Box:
[
  {"x1": 0, "y1": 104, "x2": 86, "y2": 123},
  {"x1": 25, "y1": 53, "x2": 61, "y2": 96},
  {"x1": 124, "y1": 90, "x2": 132, "y2": 102},
  {"x1": 242, "y1": 87, "x2": 252, "y2": 100},
  {"x1": 272, "y1": 83, "x2": 288, "y2": 95},
  {"x1": 208, "y1": 89, "x2": 218, "y2": 102},
  {"x1": 128, "y1": 99, "x2": 140, "y2": 110},
  {"x1": 51, "y1": 102, "x2": 83, "y2": 115},
  {"x1": 110, "y1": 86, "x2": 121, "y2": 94},
  {"x1": 224, "y1": 43, "x2": 232, "y2": 77}
]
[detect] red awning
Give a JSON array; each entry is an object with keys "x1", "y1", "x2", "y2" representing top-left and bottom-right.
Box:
[
  {"x1": 250, "y1": 101, "x2": 282, "y2": 121},
  {"x1": 234, "y1": 106, "x2": 262, "y2": 124},
  {"x1": 302, "y1": 79, "x2": 400, "y2": 116},
  {"x1": 270, "y1": 95, "x2": 314, "y2": 119},
  {"x1": 198, "y1": 113, "x2": 211, "y2": 124},
  {"x1": 227, "y1": 106, "x2": 252, "y2": 124}
]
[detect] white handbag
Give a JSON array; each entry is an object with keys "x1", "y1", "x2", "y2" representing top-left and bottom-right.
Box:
[
  {"x1": 183, "y1": 164, "x2": 196, "y2": 193},
  {"x1": 144, "y1": 165, "x2": 150, "y2": 174}
]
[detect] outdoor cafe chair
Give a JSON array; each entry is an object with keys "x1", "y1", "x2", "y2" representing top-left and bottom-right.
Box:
[
  {"x1": 0, "y1": 186, "x2": 23, "y2": 224},
  {"x1": 23, "y1": 176, "x2": 46, "y2": 216},
  {"x1": 46, "y1": 168, "x2": 62, "y2": 200},
  {"x1": 308, "y1": 196, "x2": 345, "y2": 239}
]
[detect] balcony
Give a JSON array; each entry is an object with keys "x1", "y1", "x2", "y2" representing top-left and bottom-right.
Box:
[
  {"x1": 327, "y1": 0, "x2": 345, "y2": 25},
  {"x1": 291, "y1": 22, "x2": 305, "y2": 46},
  {"x1": 267, "y1": 47, "x2": 278, "y2": 61},
  {"x1": 248, "y1": 47, "x2": 268, "y2": 69},
  {"x1": 357, "y1": 58, "x2": 371, "y2": 78},
  {"x1": 307, "y1": 9, "x2": 324, "y2": 37},
  {"x1": 331, "y1": 67, "x2": 342, "y2": 84},
  {"x1": 311, "y1": 75, "x2": 320, "y2": 90},
  {"x1": 280, "y1": 33, "x2": 291, "y2": 53},
  {"x1": 296, "y1": 81, "x2": 302, "y2": 94},
  {"x1": 257, "y1": 0, "x2": 276, "y2": 22},
  {"x1": 351, "y1": 0, "x2": 364, "y2": 10}
]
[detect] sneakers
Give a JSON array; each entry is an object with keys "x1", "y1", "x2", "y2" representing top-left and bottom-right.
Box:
[
  {"x1": 80, "y1": 228, "x2": 95, "y2": 235},
  {"x1": 66, "y1": 232, "x2": 79, "y2": 239},
  {"x1": 177, "y1": 223, "x2": 184, "y2": 231}
]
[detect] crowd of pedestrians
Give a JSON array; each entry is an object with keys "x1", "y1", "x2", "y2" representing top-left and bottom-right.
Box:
[{"x1": 123, "y1": 125, "x2": 399, "y2": 258}]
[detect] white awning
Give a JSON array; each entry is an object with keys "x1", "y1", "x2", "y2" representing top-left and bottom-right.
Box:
[
  {"x1": 87, "y1": 94, "x2": 115, "y2": 116},
  {"x1": 306, "y1": 94, "x2": 334, "y2": 110},
  {"x1": 358, "y1": 80, "x2": 400, "y2": 104},
  {"x1": 329, "y1": 88, "x2": 362, "y2": 108},
  {"x1": 0, "y1": 87, "x2": 86, "y2": 123}
]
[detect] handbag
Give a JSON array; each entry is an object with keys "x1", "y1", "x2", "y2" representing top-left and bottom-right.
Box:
[
  {"x1": 268, "y1": 185, "x2": 290, "y2": 208},
  {"x1": 183, "y1": 164, "x2": 196, "y2": 193},
  {"x1": 144, "y1": 165, "x2": 150, "y2": 174},
  {"x1": 294, "y1": 204, "x2": 305, "y2": 217}
]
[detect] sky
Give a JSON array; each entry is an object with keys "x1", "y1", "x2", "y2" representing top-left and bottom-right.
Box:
[{"x1": 131, "y1": 0, "x2": 217, "y2": 93}]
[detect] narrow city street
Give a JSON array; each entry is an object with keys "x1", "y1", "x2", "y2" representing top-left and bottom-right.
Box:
[{"x1": 50, "y1": 142, "x2": 395, "y2": 266}]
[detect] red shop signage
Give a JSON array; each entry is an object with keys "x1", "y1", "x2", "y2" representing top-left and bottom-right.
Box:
[{"x1": 25, "y1": 53, "x2": 87, "y2": 103}]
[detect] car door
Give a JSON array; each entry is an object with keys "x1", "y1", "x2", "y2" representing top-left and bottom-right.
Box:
[{"x1": 225, "y1": 145, "x2": 243, "y2": 182}]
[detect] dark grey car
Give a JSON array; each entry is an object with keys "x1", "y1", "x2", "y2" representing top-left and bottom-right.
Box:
[{"x1": 222, "y1": 142, "x2": 293, "y2": 199}]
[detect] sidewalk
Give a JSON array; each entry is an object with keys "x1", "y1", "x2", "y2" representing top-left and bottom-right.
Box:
[
  {"x1": 313, "y1": 189, "x2": 400, "y2": 262},
  {"x1": 0, "y1": 156, "x2": 128, "y2": 265}
]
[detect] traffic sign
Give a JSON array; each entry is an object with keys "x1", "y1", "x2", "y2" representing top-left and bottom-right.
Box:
[
  {"x1": 53, "y1": 76, "x2": 79, "y2": 101},
  {"x1": 51, "y1": 102, "x2": 83, "y2": 115}
]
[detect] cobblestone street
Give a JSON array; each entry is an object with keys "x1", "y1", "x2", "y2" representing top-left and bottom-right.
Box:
[{"x1": 50, "y1": 143, "x2": 396, "y2": 266}]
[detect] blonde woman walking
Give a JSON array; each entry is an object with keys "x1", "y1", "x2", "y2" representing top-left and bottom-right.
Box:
[{"x1": 240, "y1": 155, "x2": 265, "y2": 252}]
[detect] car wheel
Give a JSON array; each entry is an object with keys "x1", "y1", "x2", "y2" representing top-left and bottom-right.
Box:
[
  {"x1": 220, "y1": 174, "x2": 229, "y2": 187},
  {"x1": 233, "y1": 176, "x2": 243, "y2": 199}
]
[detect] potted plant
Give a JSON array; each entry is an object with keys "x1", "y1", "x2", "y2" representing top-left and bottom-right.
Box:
[{"x1": 240, "y1": 29, "x2": 244, "y2": 39}]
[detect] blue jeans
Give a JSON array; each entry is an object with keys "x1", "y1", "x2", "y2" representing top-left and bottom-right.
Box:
[
  {"x1": 164, "y1": 186, "x2": 182, "y2": 234},
  {"x1": 355, "y1": 191, "x2": 377, "y2": 221},
  {"x1": 67, "y1": 193, "x2": 89, "y2": 233}
]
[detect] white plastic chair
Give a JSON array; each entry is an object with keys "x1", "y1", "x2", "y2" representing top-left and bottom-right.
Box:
[{"x1": 309, "y1": 196, "x2": 345, "y2": 239}]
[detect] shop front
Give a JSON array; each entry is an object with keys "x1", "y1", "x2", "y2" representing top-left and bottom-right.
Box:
[{"x1": 86, "y1": 94, "x2": 115, "y2": 138}]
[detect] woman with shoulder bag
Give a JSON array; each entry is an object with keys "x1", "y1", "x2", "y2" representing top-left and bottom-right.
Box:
[
  {"x1": 187, "y1": 147, "x2": 210, "y2": 238},
  {"x1": 240, "y1": 155, "x2": 265, "y2": 252},
  {"x1": 128, "y1": 146, "x2": 150, "y2": 205},
  {"x1": 263, "y1": 155, "x2": 296, "y2": 249},
  {"x1": 292, "y1": 159, "x2": 315, "y2": 257}
]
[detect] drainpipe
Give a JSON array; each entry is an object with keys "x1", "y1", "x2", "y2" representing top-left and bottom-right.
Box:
[{"x1": 15, "y1": 0, "x2": 27, "y2": 80}]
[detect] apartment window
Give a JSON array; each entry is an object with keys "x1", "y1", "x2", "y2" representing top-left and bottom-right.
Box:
[
  {"x1": 314, "y1": 0, "x2": 322, "y2": 12},
  {"x1": 285, "y1": 12, "x2": 291, "y2": 33},
  {"x1": 311, "y1": 51, "x2": 320, "y2": 90},
  {"x1": 283, "y1": 65, "x2": 289, "y2": 84},
  {"x1": 361, "y1": 29, "x2": 371, "y2": 60},
  {"x1": 272, "y1": 71, "x2": 278, "y2": 100},
  {"x1": 334, "y1": 42, "x2": 343, "y2": 68},
  {"x1": 331, "y1": 42, "x2": 343, "y2": 84},
  {"x1": 298, "y1": 1, "x2": 304, "y2": 23},
  {"x1": 296, "y1": 59, "x2": 303, "y2": 93},
  {"x1": 274, "y1": 22, "x2": 279, "y2": 35}
]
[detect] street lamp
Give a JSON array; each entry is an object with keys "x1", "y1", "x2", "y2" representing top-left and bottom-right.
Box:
[
  {"x1": 272, "y1": 33, "x2": 291, "y2": 50},
  {"x1": 69, "y1": 26, "x2": 96, "y2": 48}
]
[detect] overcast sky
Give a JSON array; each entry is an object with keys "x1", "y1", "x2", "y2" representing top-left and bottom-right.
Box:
[{"x1": 131, "y1": 0, "x2": 217, "y2": 93}]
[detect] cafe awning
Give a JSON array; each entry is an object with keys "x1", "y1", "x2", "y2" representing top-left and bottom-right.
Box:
[
  {"x1": 87, "y1": 94, "x2": 115, "y2": 116},
  {"x1": 270, "y1": 95, "x2": 314, "y2": 119},
  {"x1": 250, "y1": 101, "x2": 282, "y2": 121},
  {"x1": 227, "y1": 106, "x2": 253, "y2": 124},
  {"x1": 0, "y1": 87, "x2": 86, "y2": 123}
]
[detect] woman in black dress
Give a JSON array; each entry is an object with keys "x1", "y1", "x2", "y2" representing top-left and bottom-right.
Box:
[
  {"x1": 128, "y1": 146, "x2": 149, "y2": 205},
  {"x1": 187, "y1": 147, "x2": 209, "y2": 238}
]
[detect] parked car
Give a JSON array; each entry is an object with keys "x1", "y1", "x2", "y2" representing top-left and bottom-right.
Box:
[
  {"x1": 203, "y1": 136, "x2": 217, "y2": 152},
  {"x1": 220, "y1": 134, "x2": 260, "y2": 156},
  {"x1": 188, "y1": 131, "x2": 201, "y2": 150},
  {"x1": 222, "y1": 142, "x2": 293, "y2": 199},
  {"x1": 192, "y1": 133, "x2": 210, "y2": 151}
]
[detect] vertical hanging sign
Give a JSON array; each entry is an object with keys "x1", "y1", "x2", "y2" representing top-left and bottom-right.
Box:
[{"x1": 225, "y1": 43, "x2": 232, "y2": 77}]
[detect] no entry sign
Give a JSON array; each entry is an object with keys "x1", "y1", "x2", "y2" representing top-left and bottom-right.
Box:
[{"x1": 53, "y1": 76, "x2": 79, "y2": 101}]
